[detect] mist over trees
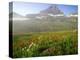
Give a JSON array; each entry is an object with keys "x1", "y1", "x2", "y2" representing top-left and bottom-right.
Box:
[{"x1": 9, "y1": 5, "x2": 78, "y2": 34}]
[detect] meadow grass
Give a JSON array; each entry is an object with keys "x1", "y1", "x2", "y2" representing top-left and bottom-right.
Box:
[{"x1": 13, "y1": 30, "x2": 78, "y2": 58}]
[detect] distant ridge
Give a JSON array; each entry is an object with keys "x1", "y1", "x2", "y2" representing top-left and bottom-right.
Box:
[
  {"x1": 9, "y1": 12, "x2": 24, "y2": 18},
  {"x1": 9, "y1": 12, "x2": 27, "y2": 20},
  {"x1": 66, "y1": 12, "x2": 78, "y2": 17}
]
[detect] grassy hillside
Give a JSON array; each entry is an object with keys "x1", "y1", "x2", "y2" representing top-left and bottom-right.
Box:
[{"x1": 13, "y1": 30, "x2": 78, "y2": 58}]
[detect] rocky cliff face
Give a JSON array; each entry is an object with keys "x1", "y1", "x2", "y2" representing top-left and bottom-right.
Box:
[{"x1": 40, "y1": 5, "x2": 63, "y2": 15}]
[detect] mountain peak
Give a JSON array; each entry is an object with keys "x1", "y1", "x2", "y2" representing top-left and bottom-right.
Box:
[
  {"x1": 40, "y1": 5, "x2": 63, "y2": 15},
  {"x1": 48, "y1": 5, "x2": 58, "y2": 10}
]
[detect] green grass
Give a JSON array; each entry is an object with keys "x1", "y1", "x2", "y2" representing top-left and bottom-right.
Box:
[{"x1": 13, "y1": 30, "x2": 78, "y2": 58}]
